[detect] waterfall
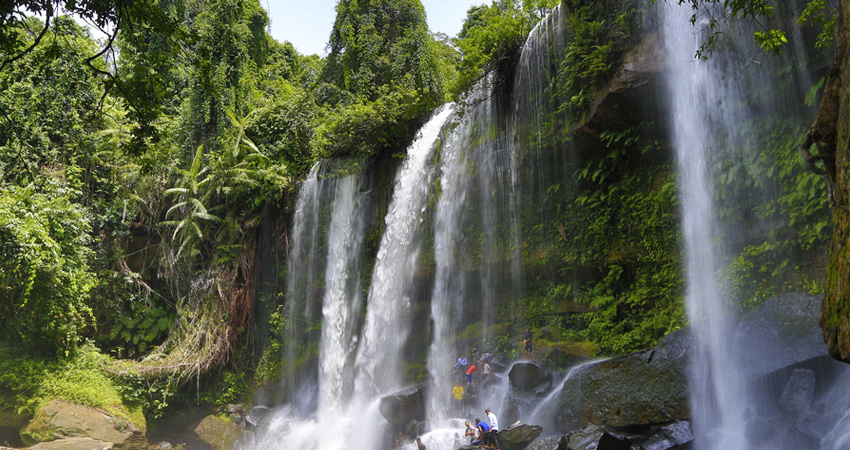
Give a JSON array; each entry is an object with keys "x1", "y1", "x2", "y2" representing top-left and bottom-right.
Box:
[
  {"x1": 282, "y1": 165, "x2": 324, "y2": 413},
  {"x1": 240, "y1": 105, "x2": 454, "y2": 450},
  {"x1": 319, "y1": 172, "x2": 370, "y2": 413},
  {"x1": 354, "y1": 104, "x2": 454, "y2": 397},
  {"x1": 662, "y1": 2, "x2": 747, "y2": 446},
  {"x1": 660, "y1": 1, "x2": 850, "y2": 448},
  {"x1": 249, "y1": 2, "x2": 848, "y2": 450}
]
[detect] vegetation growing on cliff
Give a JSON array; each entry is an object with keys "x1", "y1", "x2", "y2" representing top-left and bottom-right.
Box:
[{"x1": 0, "y1": 0, "x2": 840, "y2": 428}]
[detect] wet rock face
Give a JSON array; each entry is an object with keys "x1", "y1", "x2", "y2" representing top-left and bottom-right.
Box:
[
  {"x1": 497, "y1": 422, "x2": 543, "y2": 450},
  {"x1": 509, "y1": 362, "x2": 553, "y2": 396},
  {"x1": 379, "y1": 383, "x2": 426, "y2": 425},
  {"x1": 778, "y1": 368, "x2": 816, "y2": 415},
  {"x1": 557, "y1": 331, "x2": 691, "y2": 431},
  {"x1": 734, "y1": 293, "x2": 830, "y2": 377},
  {"x1": 551, "y1": 421, "x2": 692, "y2": 450}
]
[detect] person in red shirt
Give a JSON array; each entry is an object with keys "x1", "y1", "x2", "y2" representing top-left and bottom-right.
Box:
[{"x1": 466, "y1": 362, "x2": 478, "y2": 384}]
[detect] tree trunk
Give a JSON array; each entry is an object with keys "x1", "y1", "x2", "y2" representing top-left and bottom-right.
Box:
[{"x1": 821, "y1": 0, "x2": 850, "y2": 362}]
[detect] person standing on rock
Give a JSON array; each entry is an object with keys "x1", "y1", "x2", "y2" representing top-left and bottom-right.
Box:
[
  {"x1": 523, "y1": 327, "x2": 533, "y2": 360},
  {"x1": 416, "y1": 436, "x2": 427, "y2": 450},
  {"x1": 452, "y1": 382, "x2": 464, "y2": 417},
  {"x1": 480, "y1": 360, "x2": 492, "y2": 386},
  {"x1": 485, "y1": 408, "x2": 499, "y2": 432}
]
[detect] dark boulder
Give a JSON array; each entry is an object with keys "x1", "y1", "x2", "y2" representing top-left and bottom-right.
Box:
[
  {"x1": 596, "y1": 433, "x2": 631, "y2": 450},
  {"x1": 558, "y1": 330, "x2": 691, "y2": 431},
  {"x1": 497, "y1": 422, "x2": 543, "y2": 450},
  {"x1": 379, "y1": 383, "x2": 426, "y2": 426},
  {"x1": 509, "y1": 362, "x2": 553, "y2": 396}
]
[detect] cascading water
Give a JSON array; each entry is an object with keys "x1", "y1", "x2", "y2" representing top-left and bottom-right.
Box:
[
  {"x1": 247, "y1": 2, "x2": 850, "y2": 450},
  {"x1": 281, "y1": 165, "x2": 325, "y2": 413},
  {"x1": 319, "y1": 173, "x2": 370, "y2": 414},
  {"x1": 240, "y1": 105, "x2": 454, "y2": 450},
  {"x1": 661, "y1": 1, "x2": 850, "y2": 449},
  {"x1": 353, "y1": 104, "x2": 454, "y2": 398},
  {"x1": 662, "y1": 3, "x2": 749, "y2": 447}
]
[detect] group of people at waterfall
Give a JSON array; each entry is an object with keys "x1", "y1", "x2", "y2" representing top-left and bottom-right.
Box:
[
  {"x1": 451, "y1": 351, "x2": 494, "y2": 418},
  {"x1": 463, "y1": 409, "x2": 501, "y2": 450}
]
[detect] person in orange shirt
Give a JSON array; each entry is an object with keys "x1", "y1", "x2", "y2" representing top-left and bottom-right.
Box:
[{"x1": 466, "y1": 362, "x2": 478, "y2": 384}]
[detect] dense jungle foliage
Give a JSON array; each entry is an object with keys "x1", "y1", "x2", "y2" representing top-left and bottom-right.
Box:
[{"x1": 0, "y1": 0, "x2": 835, "y2": 428}]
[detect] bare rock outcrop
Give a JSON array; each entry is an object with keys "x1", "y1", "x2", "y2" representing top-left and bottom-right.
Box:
[{"x1": 20, "y1": 400, "x2": 146, "y2": 450}]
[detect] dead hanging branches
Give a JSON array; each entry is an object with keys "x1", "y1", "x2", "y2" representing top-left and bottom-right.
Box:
[{"x1": 108, "y1": 237, "x2": 260, "y2": 384}]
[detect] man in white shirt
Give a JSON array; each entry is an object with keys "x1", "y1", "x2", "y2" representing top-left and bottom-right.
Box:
[{"x1": 485, "y1": 408, "x2": 499, "y2": 431}]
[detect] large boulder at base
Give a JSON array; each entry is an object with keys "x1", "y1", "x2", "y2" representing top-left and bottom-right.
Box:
[
  {"x1": 509, "y1": 363, "x2": 553, "y2": 396},
  {"x1": 564, "y1": 425, "x2": 604, "y2": 450},
  {"x1": 28, "y1": 436, "x2": 113, "y2": 450},
  {"x1": 497, "y1": 422, "x2": 543, "y2": 450},
  {"x1": 191, "y1": 414, "x2": 243, "y2": 450},
  {"x1": 20, "y1": 400, "x2": 146, "y2": 450},
  {"x1": 558, "y1": 330, "x2": 691, "y2": 431},
  {"x1": 734, "y1": 293, "x2": 831, "y2": 377},
  {"x1": 379, "y1": 384, "x2": 426, "y2": 426},
  {"x1": 553, "y1": 421, "x2": 693, "y2": 450},
  {"x1": 524, "y1": 435, "x2": 565, "y2": 450}
]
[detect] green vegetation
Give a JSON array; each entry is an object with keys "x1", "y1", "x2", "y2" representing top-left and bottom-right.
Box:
[
  {"x1": 0, "y1": 0, "x2": 837, "y2": 430},
  {"x1": 0, "y1": 343, "x2": 145, "y2": 427},
  {"x1": 453, "y1": 0, "x2": 560, "y2": 93}
]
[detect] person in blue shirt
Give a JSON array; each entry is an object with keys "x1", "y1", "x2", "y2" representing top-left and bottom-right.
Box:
[
  {"x1": 453, "y1": 355, "x2": 468, "y2": 369},
  {"x1": 471, "y1": 417, "x2": 501, "y2": 449},
  {"x1": 470, "y1": 419, "x2": 490, "y2": 445}
]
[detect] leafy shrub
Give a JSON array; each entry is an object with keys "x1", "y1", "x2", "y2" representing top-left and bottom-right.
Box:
[{"x1": 0, "y1": 182, "x2": 96, "y2": 357}]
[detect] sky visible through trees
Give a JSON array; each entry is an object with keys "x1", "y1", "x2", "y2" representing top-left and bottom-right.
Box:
[{"x1": 267, "y1": 0, "x2": 483, "y2": 55}]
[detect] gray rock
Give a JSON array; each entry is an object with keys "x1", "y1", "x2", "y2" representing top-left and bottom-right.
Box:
[
  {"x1": 379, "y1": 383, "x2": 426, "y2": 426},
  {"x1": 509, "y1": 363, "x2": 553, "y2": 396},
  {"x1": 29, "y1": 437, "x2": 113, "y2": 450},
  {"x1": 497, "y1": 422, "x2": 543, "y2": 450},
  {"x1": 781, "y1": 425, "x2": 819, "y2": 450},
  {"x1": 778, "y1": 368, "x2": 816, "y2": 415},
  {"x1": 524, "y1": 435, "x2": 564, "y2": 450},
  {"x1": 733, "y1": 293, "x2": 829, "y2": 377},
  {"x1": 565, "y1": 425, "x2": 603, "y2": 450},
  {"x1": 245, "y1": 405, "x2": 271, "y2": 427},
  {"x1": 191, "y1": 414, "x2": 243, "y2": 450},
  {"x1": 20, "y1": 400, "x2": 146, "y2": 450},
  {"x1": 641, "y1": 421, "x2": 693, "y2": 450},
  {"x1": 558, "y1": 331, "x2": 691, "y2": 430}
]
